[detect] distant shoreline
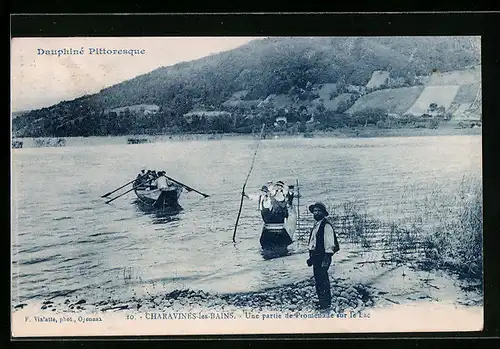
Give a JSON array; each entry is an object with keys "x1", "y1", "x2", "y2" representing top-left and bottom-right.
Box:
[
  {"x1": 170, "y1": 125, "x2": 482, "y2": 140},
  {"x1": 307, "y1": 125, "x2": 482, "y2": 139},
  {"x1": 14, "y1": 126, "x2": 482, "y2": 142}
]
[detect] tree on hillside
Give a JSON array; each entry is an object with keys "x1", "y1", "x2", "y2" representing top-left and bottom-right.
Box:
[
  {"x1": 13, "y1": 37, "x2": 480, "y2": 137},
  {"x1": 351, "y1": 108, "x2": 388, "y2": 127}
]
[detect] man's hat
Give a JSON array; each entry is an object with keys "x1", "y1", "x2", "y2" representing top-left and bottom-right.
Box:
[
  {"x1": 276, "y1": 181, "x2": 285, "y2": 187},
  {"x1": 308, "y1": 202, "x2": 329, "y2": 216}
]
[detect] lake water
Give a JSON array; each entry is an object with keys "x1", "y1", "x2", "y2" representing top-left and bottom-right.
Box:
[{"x1": 11, "y1": 135, "x2": 482, "y2": 304}]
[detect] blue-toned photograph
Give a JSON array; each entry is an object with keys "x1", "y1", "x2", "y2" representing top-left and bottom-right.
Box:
[{"x1": 11, "y1": 36, "x2": 483, "y2": 336}]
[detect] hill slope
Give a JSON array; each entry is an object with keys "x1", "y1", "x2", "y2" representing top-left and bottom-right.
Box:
[
  {"x1": 12, "y1": 37, "x2": 480, "y2": 137},
  {"x1": 346, "y1": 86, "x2": 425, "y2": 115}
]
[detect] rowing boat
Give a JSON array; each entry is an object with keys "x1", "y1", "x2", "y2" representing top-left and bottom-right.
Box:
[{"x1": 134, "y1": 184, "x2": 183, "y2": 208}]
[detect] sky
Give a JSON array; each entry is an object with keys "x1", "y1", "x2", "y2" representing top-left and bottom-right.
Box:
[{"x1": 10, "y1": 37, "x2": 263, "y2": 112}]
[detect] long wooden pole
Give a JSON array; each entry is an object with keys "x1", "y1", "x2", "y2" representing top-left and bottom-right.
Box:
[
  {"x1": 232, "y1": 124, "x2": 266, "y2": 243},
  {"x1": 296, "y1": 178, "x2": 300, "y2": 236}
]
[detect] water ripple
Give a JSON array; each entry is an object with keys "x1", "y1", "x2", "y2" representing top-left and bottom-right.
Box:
[
  {"x1": 53, "y1": 216, "x2": 73, "y2": 221},
  {"x1": 18, "y1": 255, "x2": 62, "y2": 266},
  {"x1": 76, "y1": 239, "x2": 95, "y2": 244},
  {"x1": 88, "y1": 231, "x2": 120, "y2": 237},
  {"x1": 11, "y1": 136, "x2": 482, "y2": 302}
]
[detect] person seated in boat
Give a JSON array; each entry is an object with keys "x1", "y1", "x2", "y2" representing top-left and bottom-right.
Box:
[
  {"x1": 134, "y1": 167, "x2": 148, "y2": 188},
  {"x1": 155, "y1": 171, "x2": 172, "y2": 191},
  {"x1": 147, "y1": 170, "x2": 158, "y2": 189}
]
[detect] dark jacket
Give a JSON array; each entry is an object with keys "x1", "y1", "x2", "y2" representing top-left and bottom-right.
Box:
[{"x1": 309, "y1": 219, "x2": 340, "y2": 262}]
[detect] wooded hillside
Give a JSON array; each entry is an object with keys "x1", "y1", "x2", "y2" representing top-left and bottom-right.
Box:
[{"x1": 12, "y1": 37, "x2": 480, "y2": 137}]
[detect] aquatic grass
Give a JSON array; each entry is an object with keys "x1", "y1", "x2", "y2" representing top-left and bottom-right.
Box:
[
  {"x1": 421, "y1": 175, "x2": 483, "y2": 280},
  {"x1": 334, "y1": 200, "x2": 374, "y2": 248},
  {"x1": 295, "y1": 173, "x2": 482, "y2": 282},
  {"x1": 331, "y1": 200, "x2": 423, "y2": 262},
  {"x1": 295, "y1": 200, "x2": 375, "y2": 249},
  {"x1": 317, "y1": 174, "x2": 483, "y2": 282},
  {"x1": 386, "y1": 221, "x2": 422, "y2": 262}
]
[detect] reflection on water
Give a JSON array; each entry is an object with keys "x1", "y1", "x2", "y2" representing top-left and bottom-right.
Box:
[
  {"x1": 11, "y1": 135, "x2": 481, "y2": 304},
  {"x1": 133, "y1": 198, "x2": 183, "y2": 224},
  {"x1": 260, "y1": 248, "x2": 293, "y2": 261}
]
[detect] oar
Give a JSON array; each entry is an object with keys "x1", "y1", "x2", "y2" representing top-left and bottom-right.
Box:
[
  {"x1": 101, "y1": 173, "x2": 148, "y2": 198},
  {"x1": 105, "y1": 185, "x2": 140, "y2": 204},
  {"x1": 233, "y1": 123, "x2": 266, "y2": 243},
  {"x1": 164, "y1": 175, "x2": 210, "y2": 198}
]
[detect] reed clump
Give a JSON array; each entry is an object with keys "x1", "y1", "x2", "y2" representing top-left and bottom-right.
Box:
[
  {"x1": 324, "y1": 174, "x2": 483, "y2": 282},
  {"x1": 334, "y1": 200, "x2": 374, "y2": 248},
  {"x1": 421, "y1": 176, "x2": 483, "y2": 281}
]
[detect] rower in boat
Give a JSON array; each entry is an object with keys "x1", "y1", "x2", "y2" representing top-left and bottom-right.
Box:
[
  {"x1": 133, "y1": 170, "x2": 183, "y2": 210},
  {"x1": 149, "y1": 170, "x2": 158, "y2": 186},
  {"x1": 134, "y1": 167, "x2": 149, "y2": 189},
  {"x1": 155, "y1": 171, "x2": 172, "y2": 191}
]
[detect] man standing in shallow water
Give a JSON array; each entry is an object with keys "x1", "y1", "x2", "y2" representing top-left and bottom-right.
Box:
[{"x1": 306, "y1": 202, "x2": 340, "y2": 310}]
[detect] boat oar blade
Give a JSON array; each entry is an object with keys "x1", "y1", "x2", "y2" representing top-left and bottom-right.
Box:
[
  {"x1": 105, "y1": 196, "x2": 121, "y2": 204},
  {"x1": 102, "y1": 185, "x2": 128, "y2": 198},
  {"x1": 105, "y1": 186, "x2": 137, "y2": 204}
]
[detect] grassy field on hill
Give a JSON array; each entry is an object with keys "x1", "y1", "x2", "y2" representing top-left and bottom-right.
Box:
[
  {"x1": 12, "y1": 37, "x2": 480, "y2": 138},
  {"x1": 346, "y1": 86, "x2": 424, "y2": 115}
]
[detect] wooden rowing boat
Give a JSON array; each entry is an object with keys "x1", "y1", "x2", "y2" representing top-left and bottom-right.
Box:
[{"x1": 134, "y1": 184, "x2": 183, "y2": 208}]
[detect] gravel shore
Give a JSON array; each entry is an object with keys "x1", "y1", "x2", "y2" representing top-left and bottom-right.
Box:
[{"x1": 13, "y1": 276, "x2": 375, "y2": 315}]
